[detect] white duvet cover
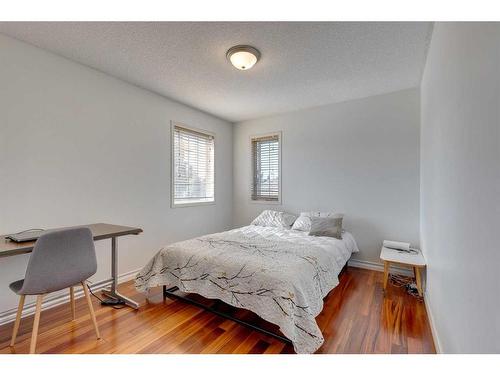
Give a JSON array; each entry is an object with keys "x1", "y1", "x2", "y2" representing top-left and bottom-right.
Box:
[{"x1": 135, "y1": 225, "x2": 359, "y2": 353}]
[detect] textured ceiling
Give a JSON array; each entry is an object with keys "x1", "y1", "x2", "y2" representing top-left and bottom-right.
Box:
[{"x1": 0, "y1": 22, "x2": 432, "y2": 122}]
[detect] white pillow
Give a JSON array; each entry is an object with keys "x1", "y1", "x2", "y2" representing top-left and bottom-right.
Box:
[
  {"x1": 292, "y1": 212, "x2": 344, "y2": 232},
  {"x1": 251, "y1": 210, "x2": 297, "y2": 228}
]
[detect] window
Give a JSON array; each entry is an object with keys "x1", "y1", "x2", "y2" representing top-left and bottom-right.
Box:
[
  {"x1": 172, "y1": 123, "x2": 215, "y2": 207},
  {"x1": 251, "y1": 132, "x2": 281, "y2": 202}
]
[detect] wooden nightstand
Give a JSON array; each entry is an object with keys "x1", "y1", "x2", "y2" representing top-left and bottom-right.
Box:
[{"x1": 380, "y1": 246, "x2": 426, "y2": 296}]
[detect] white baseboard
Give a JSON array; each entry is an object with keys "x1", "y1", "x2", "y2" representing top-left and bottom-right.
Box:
[
  {"x1": 0, "y1": 268, "x2": 140, "y2": 327},
  {"x1": 423, "y1": 292, "x2": 442, "y2": 353},
  {"x1": 348, "y1": 258, "x2": 414, "y2": 276}
]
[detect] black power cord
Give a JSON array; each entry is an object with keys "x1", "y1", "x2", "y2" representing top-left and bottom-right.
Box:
[
  {"x1": 389, "y1": 274, "x2": 423, "y2": 300},
  {"x1": 87, "y1": 283, "x2": 127, "y2": 309}
]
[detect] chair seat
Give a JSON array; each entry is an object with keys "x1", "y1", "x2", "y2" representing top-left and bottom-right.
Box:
[{"x1": 9, "y1": 279, "x2": 25, "y2": 294}]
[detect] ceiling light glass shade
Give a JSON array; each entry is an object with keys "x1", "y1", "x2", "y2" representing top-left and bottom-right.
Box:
[{"x1": 226, "y1": 45, "x2": 260, "y2": 70}]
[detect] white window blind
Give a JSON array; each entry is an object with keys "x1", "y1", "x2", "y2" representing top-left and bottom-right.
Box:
[
  {"x1": 251, "y1": 133, "x2": 280, "y2": 201},
  {"x1": 172, "y1": 125, "x2": 215, "y2": 206}
]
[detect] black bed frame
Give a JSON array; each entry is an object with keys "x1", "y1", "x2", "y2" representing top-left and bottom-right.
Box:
[{"x1": 162, "y1": 262, "x2": 349, "y2": 345}]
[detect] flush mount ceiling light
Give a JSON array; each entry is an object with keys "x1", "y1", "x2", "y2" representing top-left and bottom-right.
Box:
[{"x1": 226, "y1": 45, "x2": 261, "y2": 71}]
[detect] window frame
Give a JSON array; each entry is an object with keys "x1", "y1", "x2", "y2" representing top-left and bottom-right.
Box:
[
  {"x1": 249, "y1": 131, "x2": 282, "y2": 205},
  {"x1": 171, "y1": 121, "x2": 216, "y2": 208}
]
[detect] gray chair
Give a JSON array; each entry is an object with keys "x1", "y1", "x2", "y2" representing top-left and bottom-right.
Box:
[{"x1": 9, "y1": 227, "x2": 101, "y2": 354}]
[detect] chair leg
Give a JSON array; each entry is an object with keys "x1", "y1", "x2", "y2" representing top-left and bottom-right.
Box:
[
  {"x1": 10, "y1": 295, "x2": 26, "y2": 347},
  {"x1": 81, "y1": 281, "x2": 100, "y2": 340},
  {"x1": 70, "y1": 286, "x2": 76, "y2": 320},
  {"x1": 29, "y1": 294, "x2": 44, "y2": 354}
]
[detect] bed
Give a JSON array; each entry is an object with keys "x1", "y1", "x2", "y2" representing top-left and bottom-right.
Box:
[{"x1": 135, "y1": 225, "x2": 359, "y2": 353}]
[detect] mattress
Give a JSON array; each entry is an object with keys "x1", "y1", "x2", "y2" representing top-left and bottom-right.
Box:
[{"x1": 135, "y1": 225, "x2": 359, "y2": 353}]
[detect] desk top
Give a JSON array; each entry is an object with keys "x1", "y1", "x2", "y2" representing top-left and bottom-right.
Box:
[
  {"x1": 0, "y1": 223, "x2": 143, "y2": 258},
  {"x1": 380, "y1": 246, "x2": 426, "y2": 267}
]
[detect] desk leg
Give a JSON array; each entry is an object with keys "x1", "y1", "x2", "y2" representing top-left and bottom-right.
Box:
[{"x1": 101, "y1": 237, "x2": 139, "y2": 309}]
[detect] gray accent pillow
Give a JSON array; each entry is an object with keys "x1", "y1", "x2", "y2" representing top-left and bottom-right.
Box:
[{"x1": 308, "y1": 216, "x2": 343, "y2": 239}]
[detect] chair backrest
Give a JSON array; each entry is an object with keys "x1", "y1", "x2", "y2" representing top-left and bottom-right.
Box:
[{"x1": 19, "y1": 227, "x2": 97, "y2": 295}]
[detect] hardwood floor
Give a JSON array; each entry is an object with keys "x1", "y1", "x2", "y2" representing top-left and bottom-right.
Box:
[{"x1": 0, "y1": 267, "x2": 435, "y2": 354}]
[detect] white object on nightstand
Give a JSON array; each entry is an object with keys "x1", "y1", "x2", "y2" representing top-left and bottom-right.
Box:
[{"x1": 380, "y1": 246, "x2": 426, "y2": 296}]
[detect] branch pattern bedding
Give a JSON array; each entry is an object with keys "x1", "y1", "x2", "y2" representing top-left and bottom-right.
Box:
[{"x1": 135, "y1": 225, "x2": 359, "y2": 353}]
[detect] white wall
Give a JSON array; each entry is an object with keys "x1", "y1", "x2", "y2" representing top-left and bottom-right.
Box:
[
  {"x1": 3, "y1": 23, "x2": 499, "y2": 354},
  {"x1": 420, "y1": 23, "x2": 500, "y2": 353},
  {"x1": 233, "y1": 88, "x2": 421, "y2": 264},
  {"x1": 0, "y1": 34, "x2": 233, "y2": 316}
]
